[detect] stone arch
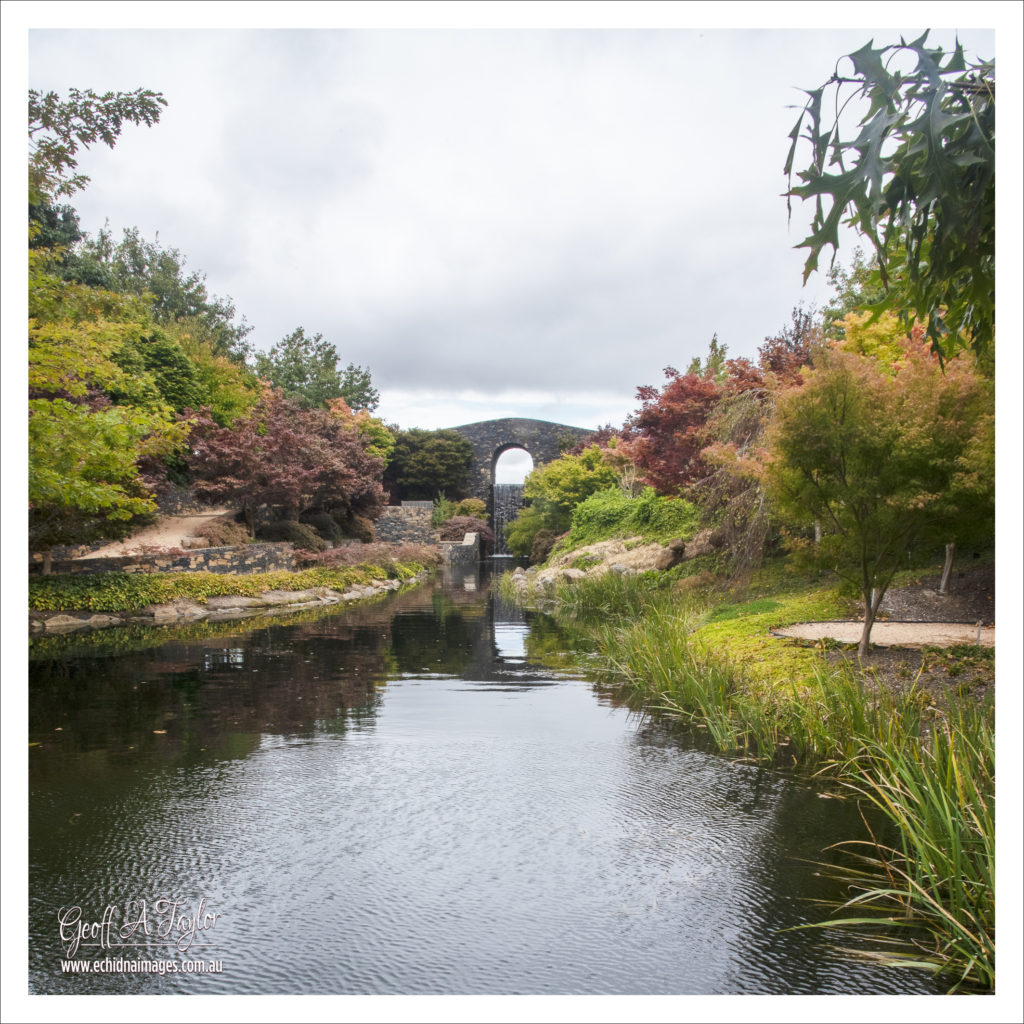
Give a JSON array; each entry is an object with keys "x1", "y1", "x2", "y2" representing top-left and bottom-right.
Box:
[
  {"x1": 447, "y1": 417, "x2": 593, "y2": 506},
  {"x1": 490, "y1": 443, "x2": 534, "y2": 485}
]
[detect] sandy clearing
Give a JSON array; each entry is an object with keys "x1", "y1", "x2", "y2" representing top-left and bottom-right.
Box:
[
  {"x1": 774, "y1": 621, "x2": 994, "y2": 648},
  {"x1": 77, "y1": 509, "x2": 234, "y2": 558}
]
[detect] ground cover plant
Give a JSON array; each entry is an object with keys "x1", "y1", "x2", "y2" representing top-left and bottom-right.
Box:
[
  {"x1": 30, "y1": 544, "x2": 440, "y2": 613},
  {"x1": 562, "y1": 486, "x2": 700, "y2": 551}
]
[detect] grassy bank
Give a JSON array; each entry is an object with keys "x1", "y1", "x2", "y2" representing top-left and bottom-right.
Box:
[
  {"x1": 30, "y1": 545, "x2": 441, "y2": 614},
  {"x1": 500, "y1": 564, "x2": 995, "y2": 992}
]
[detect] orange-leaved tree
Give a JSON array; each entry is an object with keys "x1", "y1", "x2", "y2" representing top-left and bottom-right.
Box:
[{"x1": 762, "y1": 342, "x2": 993, "y2": 658}]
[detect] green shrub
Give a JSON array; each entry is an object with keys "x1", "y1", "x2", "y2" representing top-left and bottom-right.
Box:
[
  {"x1": 455, "y1": 497, "x2": 486, "y2": 518},
  {"x1": 567, "y1": 487, "x2": 700, "y2": 548},
  {"x1": 201, "y1": 514, "x2": 251, "y2": 547},
  {"x1": 300, "y1": 511, "x2": 344, "y2": 543},
  {"x1": 505, "y1": 445, "x2": 621, "y2": 558},
  {"x1": 256, "y1": 520, "x2": 327, "y2": 552},
  {"x1": 340, "y1": 514, "x2": 376, "y2": 543},
  {"x1": 505, "y1": 504, "x2": 550, "y2": 559},
  {"x1": 431, "y1": 492, "x2": 458, "y2": 526},
  {"x1": 529, "y1": 529, "x2": 560, "y2": 565}
]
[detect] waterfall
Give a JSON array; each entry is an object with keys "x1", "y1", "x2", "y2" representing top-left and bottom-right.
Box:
[{"x1": 492, "y1": 483, "x2": 525, "y2": 556}]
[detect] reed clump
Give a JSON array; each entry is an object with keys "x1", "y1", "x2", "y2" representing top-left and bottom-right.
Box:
[{"x1": 503, "y1": 567, "x2": 995, "y2": 992}]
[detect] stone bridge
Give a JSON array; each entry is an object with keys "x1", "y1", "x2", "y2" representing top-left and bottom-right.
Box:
[{"x1": 447, "y1": 417, "x2": 593, "y2": 505}]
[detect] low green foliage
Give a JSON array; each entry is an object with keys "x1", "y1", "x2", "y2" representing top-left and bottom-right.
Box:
[
  {"x1": 705, "y1": 598, "x2": 782, "y2": 622},
  {"x1": 505, "y1": 445, "x2": 620, "y2": 558},
  {"x1": 455, "y1": 497, "x2": 486, "y2": 519},
  {"x1": 28, "y1": 558, "x2": 438, "y2": 614},
  {"x1": 431, "y1": 492, "x2": 458, "y2": 526},
  {"x1": 566, "y1": 487, "x2": 699, "y2": 550},
  {"x1": 256, "y1": 520, "x2": 328, "y2": 552}
]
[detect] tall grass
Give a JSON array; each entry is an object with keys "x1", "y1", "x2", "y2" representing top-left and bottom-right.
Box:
[
  {"x1": 812, "y1": 703, "x2": 995, "y2": 992},
  {"x1": 505, "y1": 568, "x2": 996, "y2": 991}
]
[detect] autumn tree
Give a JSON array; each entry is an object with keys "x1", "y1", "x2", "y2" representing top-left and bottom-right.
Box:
[
  {"x1": 326, "y1": 399, "x2": 395, "y2": 465},
  {"x1": 763, "y1": 344, "x2": 993, "y2": 658},
  {"x1": 621, "y1": 366, "x2": 722, "y2": 495},
  {"x1": 755, "y1": 305, "x2": 822, "y2": 385},
  {"x1": 785, "y1": 34, "x2": 995, "y2": 361},
  {"x1": 186, "y1": 389, "x2": 386, "y2": 536}
]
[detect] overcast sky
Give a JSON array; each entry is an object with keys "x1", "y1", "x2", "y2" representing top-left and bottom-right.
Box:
[{"x1": 16, "y1": 7, "x2": 1005, "y2": 445}]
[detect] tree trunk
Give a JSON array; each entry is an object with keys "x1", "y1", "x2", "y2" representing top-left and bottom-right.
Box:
[
  {"x1": 42, "y1": 550, "x2": 53, "y2": 576},
  {"x1": 858, "y1": 585, "x2": 880, "y2": 660},
  {"x1": 939, "y1": 542, "x2": 955, "y2": 595},
  {"x1": 858, "y1": 603, "x2": 876, "y2": 660}
]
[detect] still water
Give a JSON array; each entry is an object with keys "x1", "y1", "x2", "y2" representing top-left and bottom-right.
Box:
[{"x1": 28, "y1": 565, "x2": 939, "y2": 995}]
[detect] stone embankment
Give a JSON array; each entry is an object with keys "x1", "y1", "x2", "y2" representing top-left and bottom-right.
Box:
[
  {"x1": 30, "y1": 574, "x2": 427, "y2": 636},
  {"x1": 506, "y1": 532, "x2": 714, "y2": 600}
]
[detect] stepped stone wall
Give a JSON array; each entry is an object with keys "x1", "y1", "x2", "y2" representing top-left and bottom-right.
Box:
[
  {"x1": 30, "y1": 543, "x2": 297, "y2": 577},
  {"x1": 439, "y1": 532, "x2": 481, "y2": 567}
]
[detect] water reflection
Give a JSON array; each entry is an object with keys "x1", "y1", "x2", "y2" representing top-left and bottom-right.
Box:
[{"x1": 28, "y1": 569, "x2": 939, "y2": 996}]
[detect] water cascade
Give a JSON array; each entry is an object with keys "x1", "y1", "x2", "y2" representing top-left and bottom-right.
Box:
[{"x1": 491, "y1": 483, "x2": 525, "y2": 556}]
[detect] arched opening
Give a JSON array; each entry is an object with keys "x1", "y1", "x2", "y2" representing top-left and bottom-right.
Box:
[
  {"x1": 491, "y1": 447, "x2": 533, "y2": 556},
  {"x1": 493, "y1": 448, "x2": 533, "y2": 484}
]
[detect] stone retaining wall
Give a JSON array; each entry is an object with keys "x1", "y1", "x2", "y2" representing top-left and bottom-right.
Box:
[
  {"x1": 31, "y1": 543, "x2": 297, "y2": 577},
  {"x1": 439, "y1": 532, "x2": 481, "y2": 567},
  {"x1": 374, "y1": 506, "x2": 438, "y2": 544},
  {"x1": 155, "y1": 487, "x2": 211, "y2": 516}
]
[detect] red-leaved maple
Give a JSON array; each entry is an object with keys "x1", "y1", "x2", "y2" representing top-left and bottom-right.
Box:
[
  {"x1": 187, "y1": 387, "x2": 385, "y2": 534},
  {"x1": 620, "y1": 368, "x2": 722, "y2": 495}
]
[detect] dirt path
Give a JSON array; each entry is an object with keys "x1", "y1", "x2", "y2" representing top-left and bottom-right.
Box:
[
  {"x1": 774, "y1": 620, "x2": 994, "y2": 648},
  {"x1": 77, "y1": 509, "x2": 233, "y2": 559}
]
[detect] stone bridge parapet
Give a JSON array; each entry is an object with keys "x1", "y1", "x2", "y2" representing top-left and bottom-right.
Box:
[{"x1": 447, "y1": 417, "x2": 592, "y2": 503}]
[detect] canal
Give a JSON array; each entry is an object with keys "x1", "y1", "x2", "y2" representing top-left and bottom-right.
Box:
[{"x1": 28, "y1": 564, "x2": 940, "y2": 996}]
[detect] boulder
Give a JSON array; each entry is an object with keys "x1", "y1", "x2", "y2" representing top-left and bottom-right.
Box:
[
  {"x1": 42, "y1": 614, "x2": 92, "y2": 633},
  {"x1": 654, "y1": 547, "x2": 684, "y2": 571},
  {"x1": 684, "y1": 529, "x2": 716, "y2": 560},
  {"x1": 206, "y1": 595, "x2": 265, "y2": 609},
  {"x1": 140, "y1": 598, "x2": 208, "y2": 623}
]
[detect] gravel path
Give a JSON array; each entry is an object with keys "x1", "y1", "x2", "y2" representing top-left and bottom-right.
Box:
[
  {"x1": 774, "y1": 620, "x2": 994, "y2": 648},
  {"x1": 76, "y1": 509, "x2": 233, "y2": 558}
]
